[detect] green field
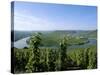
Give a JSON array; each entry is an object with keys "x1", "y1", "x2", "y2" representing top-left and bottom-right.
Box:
[{"x1": 12, "y1": 30, "x2": 97, "y2": 73}]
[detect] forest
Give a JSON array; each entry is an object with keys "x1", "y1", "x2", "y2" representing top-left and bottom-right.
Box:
[{"x1": 12, "y1": 31, "x2": 97, "y2": 73}]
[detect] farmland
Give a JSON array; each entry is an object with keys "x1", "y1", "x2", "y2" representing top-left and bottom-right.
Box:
[{"x1": 12, "y1": 30, "x2": 97, "y2": 73}]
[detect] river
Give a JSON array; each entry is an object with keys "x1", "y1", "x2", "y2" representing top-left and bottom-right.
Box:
[{"x1": 14, "y1": 37, "x2": 97, "y2": 49}]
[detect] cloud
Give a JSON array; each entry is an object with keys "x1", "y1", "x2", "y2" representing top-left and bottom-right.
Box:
[
  {"x1": 14, "y1": 12, "x2": 97, "y2": 31},
  {"x1": 14, "y1": 12, "x2": 56, "y2": 31}
]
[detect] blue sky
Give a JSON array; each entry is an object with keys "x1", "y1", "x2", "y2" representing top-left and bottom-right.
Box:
[{"x1": 13, "y1": 1, "x2": 97, "y2": 31}]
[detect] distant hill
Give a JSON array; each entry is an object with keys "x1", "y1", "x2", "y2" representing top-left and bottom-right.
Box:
[
  {"x1": 11, "y1": 30, "x2": 54, "y2": 42},
  {"x1": 13, "y1": 30, "x2": 97, "y2": 49},
  {"x1": 11, "y1": 31, "x2": 33, "y2": 42},
  {"x1": 11, "y1": 30, "x2": 97, "y2": 42}
]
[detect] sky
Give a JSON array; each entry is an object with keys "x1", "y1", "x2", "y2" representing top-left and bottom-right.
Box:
[{"x1": 12, "y1": 1, "x2": 97, "y2": 31}]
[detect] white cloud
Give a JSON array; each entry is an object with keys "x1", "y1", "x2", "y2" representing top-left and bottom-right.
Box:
[
  {"x1": 14, "y1": 12, "x2": 56, "y2": 31},
  {"x1": 14, "y1": 12, "x2": 96, "y2": 31}
]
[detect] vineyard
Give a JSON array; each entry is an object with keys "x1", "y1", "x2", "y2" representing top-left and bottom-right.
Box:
[{"x1": 13, "y1": 32, "x2": 97, "y2": 73}]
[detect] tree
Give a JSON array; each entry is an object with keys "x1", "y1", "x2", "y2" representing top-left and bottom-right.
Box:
[
  {"x1": 83, "y1": 48, "x2": 89, "y2": 69},
  {"x1": 59, "y1": 37, "x2": 68, "y2": 70},
  {"x1": 48, "y1": 49, "x2": 56, "y2": 71},
  {"x1": 87, "y1": 48, "x2": 97, "y2": 69},
  {"x1": 25, "y1": 32, "x2": 42, "y2": 72}
]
